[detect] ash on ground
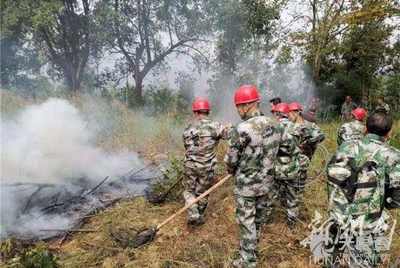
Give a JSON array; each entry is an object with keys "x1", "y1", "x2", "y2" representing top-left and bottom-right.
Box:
[{"x1": 0, "y1": 165, "x2": 161, "y2": 241}]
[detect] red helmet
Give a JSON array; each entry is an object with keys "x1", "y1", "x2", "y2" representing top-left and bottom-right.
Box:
[
  {"x1": 234, "y1": 85, "x2": 261, "y2": 105},
  {"x1": 192, "y1": 97, "x2": 210, "y2": 112},
  {"x1": 352, "y1": 108, "x2": 367, "y2": 121},
  {"x1": 288, "y1": 102, "x2": 303, "y2": 111},
  {"x1": 275, "y1": 103, "x2": 290, "y2": 114}
]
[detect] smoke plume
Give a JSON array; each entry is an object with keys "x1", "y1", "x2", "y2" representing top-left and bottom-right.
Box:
[
  {"x1": 0, "y1": 98, "x2": 155, "y2": 239},
  {"x1": 1, "y1": 98, "x2": 140, "y2": 184}
]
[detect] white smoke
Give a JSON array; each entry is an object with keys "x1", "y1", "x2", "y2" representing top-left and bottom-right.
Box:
[
  {"x1": 209, "y1": 59, "x2": 317, "y2": 124},
  {"x1": 0, "y1": 98, "x2": 156, "y2": 239},
  {"x1": 1, "y1": 98, "x2": 140, "y2": 184}
]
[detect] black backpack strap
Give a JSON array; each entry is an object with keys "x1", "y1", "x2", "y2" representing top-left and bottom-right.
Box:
[{"x1": 328, "y1": 158, "x2": 378, "y2": 203}]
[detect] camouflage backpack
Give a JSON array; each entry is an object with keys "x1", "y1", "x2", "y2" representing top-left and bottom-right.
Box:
[{"x1": 327, "y1": 146, "x2": 386, "y2": 220}]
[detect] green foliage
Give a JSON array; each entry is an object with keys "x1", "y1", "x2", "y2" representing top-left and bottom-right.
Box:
[
  {"x1": 299, "y1": 0, "x2": 398, "y2": 109},
  {"x1": 19, "y1": 244, "x2": 58, "y2": 268},
  {"x1": 94, "y1": 0, "x2": 212, "y2": 105},
  {"x1": 388, "y1": 120, "x2": 400, "y2": 149},
  {"x1": 212, "y1": 0, "x2": 282, "y2": 73},
  {"x1": 242, "y1": 0, "x2": 282, "y2": 41},
  {"x1": 175, "y1": 72, "x2": 195, "y2": 105},
  {"x1": 382, "y1": 74, "x2": 400, "y2": 112},
  {"x1": 144, "y1": 86, "x2": 189, "y2": 120},
  {"x1": 147, "y1": 155, "x2": 185, "y2": 202},
  {"x1": 0, "y1": 1, "x2": 46, "y2": 91},
  {"x1": 208, "y1": 0, "x2": 283, "y2": 112},
  {"x1": 3, "y1": 243, "x2": 58, "y2": 268},
  {"x1": 1, "y1": 0, "x2": 97, "y2": 92}
]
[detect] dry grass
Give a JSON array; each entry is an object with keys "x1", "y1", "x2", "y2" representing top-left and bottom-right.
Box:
[
  {"x1": 0, "y1": 90, "x2": 32, "y2": 116},
  {"x1": 52, "y1": 118, "x2": 399, "y2": 268},
  {"x1": 50, "y1": 116, "x2": 400, "y2": 268},
  {"x1": 1, "y1": 90, "x2": 399, "y2": 267},
  {"x1": 51, "y1": 184, "x2": 321, "y2": 268}
]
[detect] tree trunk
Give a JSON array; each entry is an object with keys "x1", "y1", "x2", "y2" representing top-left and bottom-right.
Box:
[
  {"x1": 313, "y1": 48, "x2": 321, "y2": 81},
  {"x1": 65, "y1": 66, "x2": 81, "y2": 93},
  {"x1": 129, "y1": 75, "x2": 144, "y2": 107}
]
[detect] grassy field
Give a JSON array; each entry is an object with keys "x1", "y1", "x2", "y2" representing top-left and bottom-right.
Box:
[{"x1": 1, "y1": 90, "x2": 399, "y2": 268}]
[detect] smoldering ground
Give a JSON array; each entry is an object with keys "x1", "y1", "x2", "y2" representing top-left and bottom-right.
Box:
[{"x1": 0, "y1": 98, "x2": 159, "y2": 240}]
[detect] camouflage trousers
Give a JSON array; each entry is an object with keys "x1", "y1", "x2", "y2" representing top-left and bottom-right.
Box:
[
  {"x1": 298, "y1": 154, "x2": 311, "y2": 199},
  {"x1": 235, "y1": 192, "x2": 274, "y2": 268},
  {"x1": 182, "y1": 165, "x2": 215, "y2": 221},
  {"x1": 275, "y1": 178, "x2": 301, "y2": 224}
]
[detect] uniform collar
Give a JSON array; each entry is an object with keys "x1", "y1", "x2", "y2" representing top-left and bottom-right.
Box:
[
  {"x1": 194, "y1": 117, "x2": 210, "y2": 124},
  {"x1": 365, "y1": 133, "x2": 385, "y2": 143},
  {"x1": 279, "y1": 117, "x2": 289, "y2": 122},
  {"x1": 199, "y1": 117, "x2": 210, "y2": 122}
]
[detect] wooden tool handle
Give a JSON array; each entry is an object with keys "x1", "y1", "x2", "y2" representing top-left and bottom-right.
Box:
[{"x1": 156, "y1": 174, "x2": 231, "y2": 230}]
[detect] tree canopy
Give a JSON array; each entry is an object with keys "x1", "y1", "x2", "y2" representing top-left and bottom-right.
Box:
[{"x1": 0, "y1": 0, "x2": 399, "y2": 111}]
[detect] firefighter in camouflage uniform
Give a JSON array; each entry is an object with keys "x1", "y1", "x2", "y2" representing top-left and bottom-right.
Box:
[
  {"x1": 288, "y1": 102, "x2": 325, "y2": 204},
  {"x1": 337, "y1": 107, "x2": 367, "y2": 146},
  {"x1": 225, "y1": 85, "x2": 283, "y2": 268},
  {"x1": 273, "y1": 103, "x2": 304, "y2": 227},
  {"x1": 325, "y1": 112, "x2": 400, "y2": 267},
  {"x1": 374, "y1": 96, "x2": 390, "y2": 115},
  {"x1": 341, "y1": 96, "x2": 357, "y2": 121},
  {"x1": 182, "y1": 97, "x2": 228, "y2": 226}
]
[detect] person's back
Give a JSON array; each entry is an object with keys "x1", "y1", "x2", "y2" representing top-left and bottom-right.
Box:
[
  {"x1": 328, "y1": 134, "x2": 400, "y2": 224},
  {"x1": 295, "y1": 120, "x2": 325, "y2": 159},
  {"x1": 325, "y1": 112, "x2": 400, "y2": 267},
  {"x1": 374, "y1": 97, "x2": 390, "y2": 115},
  {"x1": 341, "y1": 96, "x2": 356, "y2": 121},
  {"x1": 337, "y1": 108, "x2": 367, "y2": 146},
  {"x1": 275, "y1": 117, "x2": 301, "y2": 178},
  {"x1": 182, "y1": 97, "x2": 226, "y2": 226},
  {"x1": 273, "y1": 103, "x2": 303, "y2": 226},
  {"x1": 337, "y1": 120, "x2": 365, "y2": 146},
  {"x1": 226, "y1": 111, "x2": 282, "y2": 196},
  {"x1": 183, "y1": 118, "x2": 224, "y2": 167},
  {"x1": 225, "y1": 85, "x2": 283, "y2": 268}
]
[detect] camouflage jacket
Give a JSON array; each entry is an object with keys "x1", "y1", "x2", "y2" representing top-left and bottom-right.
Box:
[
  {"x1": 183, "y1": 118, "x2": 226, "y2": 169},
  {"x1": 374, "y1": 103, "x2": 390, "y2": 114},
  {"x1": 326, "y1": 134, "x2": 400, "y2": 227},
  {"x1": 274, "y1": 118, "x2": 301, "y2": 180},
  {"x1": 294, "y1": 120, "x2": 325, "y2": 159},
  {"x1": 224, "y1": 110, "x2": 283, "y2": 197},
  {"x1": 337, "y1": 120, "x2": 365, "y2": 146},
  {"x1": 341, "y1": 102, "x2": 356, "y2": 120}
]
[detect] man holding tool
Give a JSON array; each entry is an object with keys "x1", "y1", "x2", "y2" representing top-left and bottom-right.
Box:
[{"x1": 182, "y1": 97, "x2": 230, "y2": 226}]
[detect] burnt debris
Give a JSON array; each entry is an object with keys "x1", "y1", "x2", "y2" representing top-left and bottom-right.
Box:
[{"x1": 0, "y1": 164, "x2": 161, "y2": 241}]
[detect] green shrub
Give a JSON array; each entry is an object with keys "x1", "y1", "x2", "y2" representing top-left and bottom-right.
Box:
[
  {"x1": 19, "y1": 244, "x2": 58, "y2": 268},
  {"x1": 144, "y1": 86, "x2": 189, "y2": 120}
]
